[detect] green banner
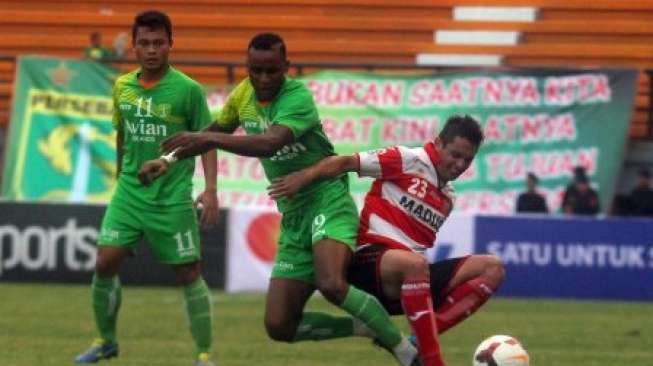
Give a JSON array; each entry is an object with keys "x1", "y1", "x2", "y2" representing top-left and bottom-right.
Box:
[
  {"x1": 3, "y1": 58, "x2": 638, "y2": 214},
  {"x1": 211, "y1": 70, "x2": 638, "y2": 214},
  {"x1": 2, "y1": 56, "x2": 118, "y2": 202}
]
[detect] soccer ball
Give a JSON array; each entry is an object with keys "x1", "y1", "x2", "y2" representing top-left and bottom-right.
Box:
[{"x1": 472, "y1": 335, "x2": 529, "y2": 366}]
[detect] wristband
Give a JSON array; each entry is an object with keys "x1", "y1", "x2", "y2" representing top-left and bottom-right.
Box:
[{"x1": 160, "y1": 149, "x2": 179, "y2": 165}]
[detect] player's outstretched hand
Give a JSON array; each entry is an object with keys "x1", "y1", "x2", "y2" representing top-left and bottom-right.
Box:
[
  {"x1": 138, "y1": 159, "x2": 168, "y2": 186},
  {"x1": 267, "y1": 171, "x2": 310, "y2": 200},
  {"x1": 195, "y1": 189, "x2": 219, "y2": 227},
  {"x1": 161, "y1": 131, "x2": 213, "y2": 158}
]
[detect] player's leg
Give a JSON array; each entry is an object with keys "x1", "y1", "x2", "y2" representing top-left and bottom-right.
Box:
[
  {"x1": 264, "y1": 277, "x2": 315, "y2": 341},
  {"x1": 265, "y1": 211, "x2": 359, "y2": 343},
  {"x1": 431, "y1": 255, "x2": 505, "y2": 334},
  {"x1": 172, "y1": 260, "x2": 213, "y2": 365},
  {"x1": 379, "y1": 249, "x2": 446, "y2": 366},
  {"x1": 313, "y1": 241, "x2": 417, "y2": 366},
  {"x1": 313, "y1": 239, "x2": 397, "y2": 337},
  {"x1": 75, "y1": 200, "x2": 140, "y2": 363},
  {"x1": 310, "y1": 190, "x2": 417, "y2": 366},
  {"x1": 92, "y1": 247, "x2": 129, "y2": 344},
  {"x1": 145, "y1": 207, "x2": 214, "y2": 365}
]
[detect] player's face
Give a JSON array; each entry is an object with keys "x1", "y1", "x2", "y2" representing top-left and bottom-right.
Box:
[
  {"x1": 133, "y1": 26, "x2": 171, "y2": 72},
  {"x1": 247, "y1": 45, "x2": 288, "y2": 102},
  {"x1": 435, "y1": 136, "x2": 478, "y2": 182},
  {"x1": 527, "y1": 177, "x2": 537, "y2": 191}
]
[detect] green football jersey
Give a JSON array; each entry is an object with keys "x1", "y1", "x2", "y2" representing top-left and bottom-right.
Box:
[
  {"x1": 112, "y1": 66, "x2": 212, "y2": 210},
  {"x1": 217, "y1": 77, "x2": 341, "y2": 212}
]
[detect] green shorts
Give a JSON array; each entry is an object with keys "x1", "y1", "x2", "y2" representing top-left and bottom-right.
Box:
[
  {"x1": 271, "y1": 182, "x2": 359, "y2": 283},
  {"x1": 98, "y1": 197, "x2": 201, "y2": 265}
]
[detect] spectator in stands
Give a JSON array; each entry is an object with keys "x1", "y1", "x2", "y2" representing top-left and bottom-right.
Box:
[
  {"x1": 610, "y1": 193, "x2": 633, "y2": 216},
  {"x1": 84, "y1": 32, "x2": 113, "y2": 62},
  {"x1": 629, "y1": 168, "x2": 653, "y2": 217},
  {"x1": 113, "y1": 32, "x2": 129, "y2": 60},
  {"x1": 516, "y1": 172, "x2": 548, "y2": 214},
  {"x1": 561, "y1": 166, "x2": 600, "y2": 215}
]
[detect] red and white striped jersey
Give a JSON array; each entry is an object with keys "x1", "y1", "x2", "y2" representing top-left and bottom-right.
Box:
[{"x1": 355, "y1": 142, "x2": 455, "y2": 254}]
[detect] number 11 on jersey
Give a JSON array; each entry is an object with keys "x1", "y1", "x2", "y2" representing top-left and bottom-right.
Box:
[{"x1": 135, "y1": 97, "x2": 153, "y2": 117}]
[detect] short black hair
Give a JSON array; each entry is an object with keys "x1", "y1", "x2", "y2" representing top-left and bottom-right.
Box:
[
  {"x1": 132, "y1": 10, "x2": 172, "y2": 42},
  {"x1": 438, "y1": 115, "x2": 484, "y2": 148},
  {"x1": 248, "y1": 33, "x2": 286, "y2": 59},
  {"x1": 527, "y1": 172, "x2": 539, "y2": 183},
  {"x1": 574, "y1": 166, "x2": 587, "y2": 178}
]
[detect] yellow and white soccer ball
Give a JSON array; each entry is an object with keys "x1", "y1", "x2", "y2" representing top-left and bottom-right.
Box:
[{"x1": 472, "y1": 335, "x2": 530, "y2": 366}]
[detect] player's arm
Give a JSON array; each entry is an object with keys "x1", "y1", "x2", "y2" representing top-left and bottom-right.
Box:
[
  {"x1": 138, "y1": 83, "x2": 228, "y2": 187},
  {"x1": 163, "y1": 82, "x2": 317, "y2": 159},
  {"x1": 267, "y1": 155, "x2": 359, "y2": 200},
  {"x1": 195, "y1": 150, "x2": 219, "y2": 226},
  {"x1": 112, "y1": 81, "x2": 123, "y2": 179},
  {"x1": 161, "y1": 124, "x2": 294, "y2": 159},
  {"x1": 116, "y1": 125, "x2": 123, "y2": 178},
  {"x1": 204, "y1": 122, "x2": 236, "y2": 133},
  {"x1": 201, "y1": 151, "x2": 217, "y2": 192},
  {"x1": 191, "y1": 84, "x2": 220, "y2": 226}
]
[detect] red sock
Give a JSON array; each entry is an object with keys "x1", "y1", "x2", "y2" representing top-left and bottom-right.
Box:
[
  {"x1": 435, "y1": 278, "x2": 494, "y2": 334},
  {"x1": 401, "y1": 276, "x2": 445, "y2": 366}
]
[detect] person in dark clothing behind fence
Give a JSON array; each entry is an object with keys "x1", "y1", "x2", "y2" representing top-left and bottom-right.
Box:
[
  {"x1": 516, "y1": 172, "x2": 548, "y2": 214},
  {"x1": 562, "y1": 166, "x2": 600, "y2": 216},
  {"x1": 629, "y1": 169, "x2": 653, "y2": 217}
]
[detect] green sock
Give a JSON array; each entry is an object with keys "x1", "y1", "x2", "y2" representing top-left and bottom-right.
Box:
[
  {"x1": 183, "y1": 278, "x2": 213, "y2": 355},
  {"x1": 293, "y1": 312, "x2": 354, "y2": 341},
  {"x1": 91, "y1": 274, "x2": 121, "y2": 344},
  {"x1": 340, "y1": 285, "x2": 402, "y2": 349}
]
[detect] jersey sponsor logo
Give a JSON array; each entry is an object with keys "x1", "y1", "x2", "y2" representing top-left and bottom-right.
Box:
[
  {"x1": 275, "y1": 261, "x2": 295, "y2": 272},
  {"x1": 243, "y1": 120, "x2": 260, "y2": 130},
  {"x1": 124, "y1": 119, "x2": 168, "y2": 142},
  {"x1": 269, "y1": 142, "x2": 307, "y2": 162},
  {"x1": 100, "y1": 227, "x2": 120, "y2": 240},
  {"x1": 399, "y1": 195, "x2": 446, "y2": 232},
  {"x1": 243, "y1": 117, "x2": 272, "y2": 132},
  {"x1": 0, "y1": 219, "x2": 97, "y2": 276}
]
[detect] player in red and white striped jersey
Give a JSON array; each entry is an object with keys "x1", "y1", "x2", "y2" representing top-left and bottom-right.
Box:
[
  {"x1": 269, "y1": 115, "x2": 505, "y2": 366},
  {"x1": 356, "y1": 141, "x2": 454, "y2": 254}
]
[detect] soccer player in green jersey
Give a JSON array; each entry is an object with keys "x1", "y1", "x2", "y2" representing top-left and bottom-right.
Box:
[
  {"x1": 139, "y1": 33, "x2": 418, "y2": 366},
  {"x1": 75, "y1": 11, "x2": 218, "y2": 366}
]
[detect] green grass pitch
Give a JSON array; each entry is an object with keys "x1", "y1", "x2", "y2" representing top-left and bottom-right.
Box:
[{"x1": 1, "y1": 283, "x2": 651, "y2": 365}]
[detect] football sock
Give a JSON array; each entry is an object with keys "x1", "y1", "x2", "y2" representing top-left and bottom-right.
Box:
[
  {"x1": 435, "y1": 278, "x2": 494, "y2": 334},
  {"x1": 92, "y1": 274, "x2": 121, "y2": 344},
  {"x1": 392, "y1": 337, "x2": 419, "y2": 366},
  {"x1": 352, "y1": 317, "x2": 376, "y2": 338},
  {"x1": 339, "y1": 285, "x2": 403, "y2": 349},
  {"x1": 401, "y1": 275, "x2": 444, "y2": 366},
  {"x1": 183, "y1": 278, "x2": 213, "y2": 355},
  {"x1": 293, "y1": 312, "x2": 355, "y2": 341}
]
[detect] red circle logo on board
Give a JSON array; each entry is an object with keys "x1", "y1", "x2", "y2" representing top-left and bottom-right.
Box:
[{"x1": 246, "y1": 212, "x2": 281, "y2": 263}]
